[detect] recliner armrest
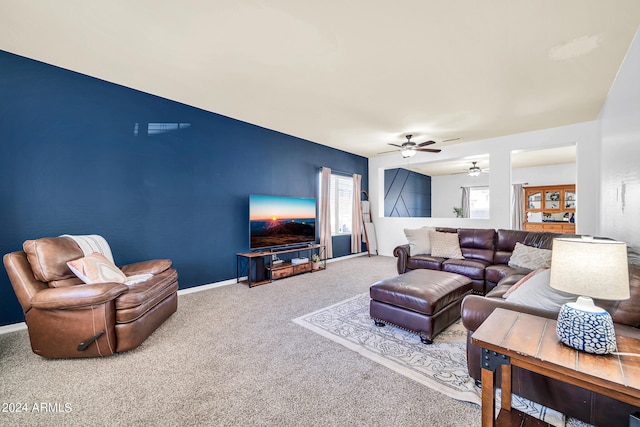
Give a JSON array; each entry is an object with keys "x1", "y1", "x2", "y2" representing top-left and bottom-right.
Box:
[
  {"x1": 31, "y1": 283, "x2": 129, "y2": 310},
  {"x1": 120, "y1": 259, "x2": 172, "y2": 276},
  {"x1": 461, "y1": 294, "x2": 559, "y2": 332}
]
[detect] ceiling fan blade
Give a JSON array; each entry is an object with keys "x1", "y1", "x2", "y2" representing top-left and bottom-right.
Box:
[
  {"x1": 387, "y1": 143, "x2": 403, "y2": 148},
  {"x1": 377, "y1": 149, "x2": 400, "y2": 154},
  {"x1": 417, "y1": 140, "x2": 436, "y2": 147},
  {"x1": 416, "y1": 148, "x2": 442, "y2": 153}
]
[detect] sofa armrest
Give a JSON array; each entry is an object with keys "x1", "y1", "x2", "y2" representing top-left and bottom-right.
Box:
[
  {"x1": 120, "y1": 259, "x2": 172, "y2": 276},
  {"x1": 393, "y1": 244, "x2": 411, "y2": 274},
  {"x1": 461, "y1": 294, "x2": 559, "y2": 332},
  {"x1": 31, "y1": 283, "x2": 129, "y2": 310}
]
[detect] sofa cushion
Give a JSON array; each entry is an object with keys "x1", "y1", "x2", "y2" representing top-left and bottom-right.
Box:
[
  {"x1": 494, "y1": 229, "x2": 561, "y2": 265},
  {"x1": 443, "y1": 258, "x2": 489, "y2": 280},
  {"x1": 599, "y1": 254, "x2": 640, "y2": 327},
  {"x1": 505, "y1": 269, "x2": 576, "y2": 310},
  {"x1": 429, "y1": 230, "x2": 463, "y2": 259},
  {"x1": 403, "y1": 227, "x2": 435, "y2": 256},
  {"x1": 458, "y1": 228, "x2": 495, "y2": 263},
  {"x1": 485, "y1": 264, "x2": 530, "y2": 286},
  {"x1": 23, "y1": 237, "x2": 84, "y2": 283},
  {"x1": 508, "y1": 242, "x2": 552, "y2": 270}
]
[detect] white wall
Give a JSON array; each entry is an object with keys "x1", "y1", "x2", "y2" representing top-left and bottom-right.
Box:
[
  {"x1": 598, "y1": 27, "x2": 640, "y2": 251},
  {"x1": 431, "y1": 173, "x2": 491, "y2": 218},
  {"x1": 512, "y1": 163, "x2": 576, "y2": 187},
  {"x1": 369, "y1": 122, "x2": 600, "y2": 256}
]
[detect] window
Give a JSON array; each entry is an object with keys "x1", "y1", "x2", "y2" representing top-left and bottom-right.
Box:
[
  {"x1": 321, "y1": 173, "x2": 354, "y2": 235},
  {"x1": 469, "y1": 187, "x2": 490, "y2": 219}
]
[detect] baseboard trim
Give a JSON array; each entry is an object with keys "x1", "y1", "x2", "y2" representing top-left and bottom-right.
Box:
[
  {"x1": 0, "y1": 253, "x2": 370, "y2": 333},
  {"x1": 177, "y1": 277, "x2": 240, "y2": 296},
  {"x1": 0, "y1": 322, "x2": 27, "y2": 335}
]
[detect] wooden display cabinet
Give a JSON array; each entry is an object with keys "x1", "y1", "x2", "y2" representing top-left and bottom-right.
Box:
[{"x1": 523, "y1": 184, "x2": 576, "y2": 233}]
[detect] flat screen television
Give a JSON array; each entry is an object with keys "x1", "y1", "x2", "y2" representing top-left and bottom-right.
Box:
[{"x1": 249, "y1": 195, "x2": 317, "y2": 250}]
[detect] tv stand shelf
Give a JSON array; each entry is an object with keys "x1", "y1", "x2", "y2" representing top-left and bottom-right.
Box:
[{"x1": 236, "y1": 244, "x2": 325, "y2": 287}]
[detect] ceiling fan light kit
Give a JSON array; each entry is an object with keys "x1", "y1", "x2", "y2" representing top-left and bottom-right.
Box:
[
  {"x1": 401, "y1": 147, "x2": 416, "y2": 158},
  {"x1": 468, "y1": 161, "x2": 481, "y2": 177}
]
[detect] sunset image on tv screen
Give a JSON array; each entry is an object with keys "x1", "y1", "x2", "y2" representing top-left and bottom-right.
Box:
[{"x1": 250, "y1": 195, "x2": 316, "y2": 249}]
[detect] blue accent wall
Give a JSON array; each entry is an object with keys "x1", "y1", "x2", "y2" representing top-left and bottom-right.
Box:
[
  {"x1": 384, "y1": 168, "x2": 431, "y2": 217},
  {"x1": 0, "y1": 51, "x2": 367, "y2": 326}
]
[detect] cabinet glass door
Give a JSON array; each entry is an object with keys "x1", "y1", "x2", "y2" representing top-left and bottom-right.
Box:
[
  {"x1": 564, "y1": 190, "x2": 576, "y2": 209},
  {"x1": 527, "y1": 191, "x2": 541, "y2": 209},
  {"x1": 545, "y1": 191, "x2": 561, "y2": 209}
]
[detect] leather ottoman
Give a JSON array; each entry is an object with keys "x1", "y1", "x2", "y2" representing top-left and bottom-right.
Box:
[{"x1": 369, "y1": 269, "x2": 472, "y2": 344}]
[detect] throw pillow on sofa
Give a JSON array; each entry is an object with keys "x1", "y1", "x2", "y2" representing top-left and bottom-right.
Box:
[
  {"x1": 508, "y1": 242, "x2": 552, "y2": 270},
  {"x1": 503, "y1": 267, "x2": 548, "y2": 298},
  {"x1": 404, "y1": 227, "x2": 435, "y2": 256},
  {"x1": 429, "y1": 230, "x2": 464, "y2": 259},
  {"x1": 505, "y1": 269, "x2": 575, "y2": 310}
]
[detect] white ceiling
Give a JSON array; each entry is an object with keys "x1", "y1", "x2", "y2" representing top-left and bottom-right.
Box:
[
  {"x1": 1, "y1": 1, "x2": 639, "y2": 159},
  {"x1": 408, "y1": 145, "x2": 576, "y2": 176}
]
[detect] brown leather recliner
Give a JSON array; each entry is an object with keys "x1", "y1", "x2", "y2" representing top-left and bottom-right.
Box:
[{"x1": 3, "y1": 236, "x2": 178, "y2": 358}]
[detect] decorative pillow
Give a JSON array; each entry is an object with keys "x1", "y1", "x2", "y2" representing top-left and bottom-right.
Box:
[
  {"x1": 404, "y1": 227, "x2": 435, "y2": 256},
  {"x1": 503, "y1": 268, "x2": 548, "y2": 298},
  {"x1": 505, "y1": 269, "x2": 576, "y2": 310},
  {"x1": 67, "y1": 253, "x2": 127, "y2": 284},
  {"x1": 429, "y1": 230, "x2": 464, "y2": 260},
  {"x1": 508, "y1": 242, "x2": 552, "y2": 270}
]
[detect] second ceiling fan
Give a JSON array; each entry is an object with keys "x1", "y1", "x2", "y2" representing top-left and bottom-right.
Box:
[{"x1": 380, "y1": 134, "x2": 442, "y2": 158}]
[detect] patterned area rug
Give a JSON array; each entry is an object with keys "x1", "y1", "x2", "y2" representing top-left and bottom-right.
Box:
[{"x1": 293, "y1": 293, "x2": 566, "y2": 427}]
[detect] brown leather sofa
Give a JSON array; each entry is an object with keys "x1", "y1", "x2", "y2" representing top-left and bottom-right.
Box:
[
  {"x1": 3, "y1": 236, "x2": 179, "y2": 358},
  {"x1": 461, "y1": 250, "x2": 640, "y2": 427},
  {"x1": 393, "y1": 227, "x2": 640, "y2": 426},
  {"x1": 394, "y1": 228, "x2": 569, "y2": 295}
]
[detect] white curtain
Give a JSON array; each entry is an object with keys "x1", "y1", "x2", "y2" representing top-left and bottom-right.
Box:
[
  {"x1": 512, "y1": 183, "x2": 525, "y2": 230},
  {"x1": 461, "y1": 187, "x2": 471, "y2": 218},
  {"x1": 351, "y1": 174, "x2": 362, "y2": 254},
  {"x1": 320, "y1": 167, "x2": 333, "y2": 258}
]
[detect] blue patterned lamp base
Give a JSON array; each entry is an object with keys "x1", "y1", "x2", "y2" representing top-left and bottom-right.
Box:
[{"x1": 556, "y1": 298, "x2": 617, "y2": 355}]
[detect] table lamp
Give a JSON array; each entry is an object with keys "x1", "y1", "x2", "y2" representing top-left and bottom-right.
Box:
[{"x1": 549, "y1": 236, "x2": 629, "y2": 355}]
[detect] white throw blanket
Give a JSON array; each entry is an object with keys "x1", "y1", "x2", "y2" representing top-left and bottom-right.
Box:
[{"x1": 60, "y1": 234, "x2": 115, "y2": 263}]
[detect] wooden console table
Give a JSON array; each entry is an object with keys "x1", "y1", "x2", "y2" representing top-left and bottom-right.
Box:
[
  {"x1": 471, "y1": 308, "x2": 640, "y2": 427},
  {"x1": 236, "y1": 244, "x2": 325, "y2": 287}
]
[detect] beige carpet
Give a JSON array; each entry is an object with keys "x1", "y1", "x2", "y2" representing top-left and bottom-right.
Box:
[{"x1": 0, "y1": 255, "x2": 591, "y2": 426}]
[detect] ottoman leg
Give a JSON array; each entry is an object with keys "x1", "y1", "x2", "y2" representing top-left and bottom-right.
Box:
[
  {"x1": 420, "y1": 335, "x2": 433, "y2": 345},
  {"x1": 374, "y1": 320, "x2": 386, "y2": 327}
]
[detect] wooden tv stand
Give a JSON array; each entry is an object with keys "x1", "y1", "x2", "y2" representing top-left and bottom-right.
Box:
[{"x1": 236, "y1": 244, "x2": 325, "y2": 287}]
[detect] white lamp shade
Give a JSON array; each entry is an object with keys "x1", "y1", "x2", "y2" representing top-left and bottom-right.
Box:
[{"x1": 549, "y1": 237, "x2": 629, "y2": 300}]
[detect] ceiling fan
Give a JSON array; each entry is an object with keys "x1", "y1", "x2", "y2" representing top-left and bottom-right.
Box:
[
  {"x1": 379, "y1": 134, "x2": 442, "y2": 158},
  {"x1": 466, "y1": 161, "x2": 489, "y2": 177}
]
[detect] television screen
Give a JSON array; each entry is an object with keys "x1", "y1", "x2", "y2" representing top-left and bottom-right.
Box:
[{"x1": 249, "y1": 195, "x2": 316, "y2": 250}]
